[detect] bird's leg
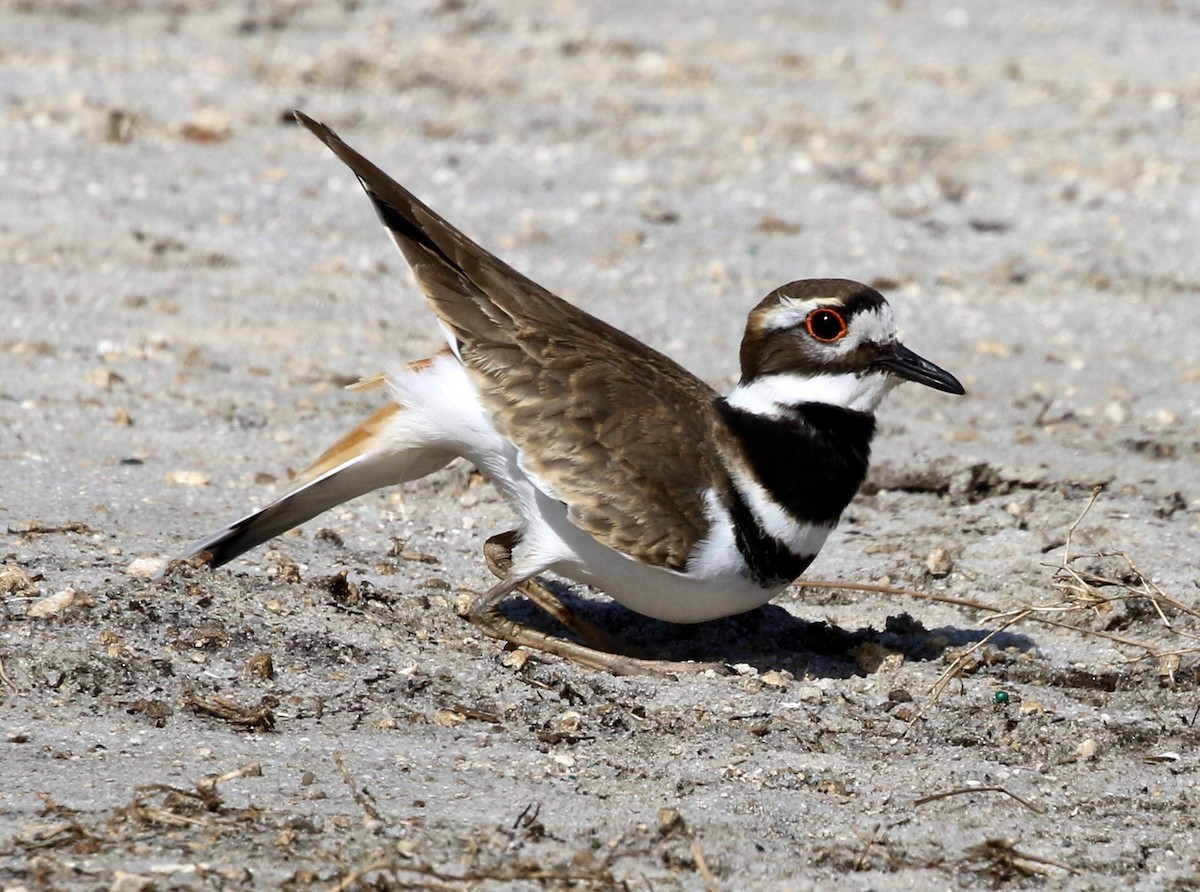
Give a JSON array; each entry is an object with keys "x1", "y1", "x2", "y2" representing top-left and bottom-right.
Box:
[
  {"x1": 482, "y1": 530, "x2": 628, "y2": 652},
  {"x1": 471, "y1": 530, "x2": 726, "y2": 677}
]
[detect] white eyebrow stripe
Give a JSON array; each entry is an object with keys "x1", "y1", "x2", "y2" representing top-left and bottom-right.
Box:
[
  {"x1": 757, "y1": 298, "x2": 841, "y2": 333},
  {"x1": 754, "y1": 301, "x2": 899, "y2": 361}
]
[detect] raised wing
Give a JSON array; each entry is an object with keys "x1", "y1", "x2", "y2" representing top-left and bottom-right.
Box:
[{"x1": 294, "y1": 112, "x2": 728, "y2": 570}]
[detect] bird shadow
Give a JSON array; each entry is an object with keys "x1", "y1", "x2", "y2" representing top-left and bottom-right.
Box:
[{"x1": 499, "y1": 582, "x2": 1036, "y2": 679}]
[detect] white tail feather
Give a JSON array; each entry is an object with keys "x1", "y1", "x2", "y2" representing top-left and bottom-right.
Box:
[{"x1": 165, "y1": 352, "x2": 471, "y2": 572}]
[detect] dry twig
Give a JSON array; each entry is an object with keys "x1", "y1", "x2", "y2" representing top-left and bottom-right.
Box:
[
  {"x1": 182, "y1": 688, "x2": 277, "y2": 731},
  {"x1": 800, "y1": 485, "x2": 1196, "y2": 710},
  {"x1": 327, "y1": 858, "x2": 619, "y2": 891},
  {"x1": 333, "y1": 751, "x2": 385, "y2": 826},
  {"x1": 964, "y1": 837, "x2": 1079, "y2": 878},
  {"x1": 15, "y1": 794, "x2": 98, "y2": 852},
  {"x1": 7, "y1": 521, "x2": 93, "y2": 540},
  {"x1": 852, "y1": 823, "x2": 883, "y2": 871},
  {"x1": 915, "y1": 785, "x2": 1045, "y2": 814},
  {"x1": 691, "y1": 837, "x2": 720, "y2": 892},
  {"x1": 0, "y1": 655, "x2": 19, "y2": 695}
]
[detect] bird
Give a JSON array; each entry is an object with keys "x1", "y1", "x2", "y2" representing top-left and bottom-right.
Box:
[{"x1": 163, "y1": 110, "x2": 965, "y2": 675}]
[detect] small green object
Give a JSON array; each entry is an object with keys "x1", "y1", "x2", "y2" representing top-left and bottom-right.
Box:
[{"x1": 994, "y1": 690, "x2": 1010, "y2": 705}]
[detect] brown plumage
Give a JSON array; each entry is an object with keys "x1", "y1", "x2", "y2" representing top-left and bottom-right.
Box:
[{"x1": 295, "y1": 111, "x2": 731, "y2": 571}]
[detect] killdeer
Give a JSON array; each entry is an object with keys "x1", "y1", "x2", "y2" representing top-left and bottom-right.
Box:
[{"x1": 165, "y1": 111, "x2": 964, "y2": 675}]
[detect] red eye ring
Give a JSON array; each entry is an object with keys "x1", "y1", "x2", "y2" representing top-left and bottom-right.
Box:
[{"x1": 805, "y1": 308, "x2": 848, "y2": 343}]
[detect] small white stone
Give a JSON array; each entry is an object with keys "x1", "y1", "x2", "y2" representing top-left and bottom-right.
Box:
[
  {"x1": 795, "y1": 684, "x2": 824, "y2": 704},
  {"x1": 925, "y1": 547, "x2": 953, "y2": 577},
  {"x1": 761, "y1": 669, "x2": 793, "y2": 689},
  {"x1": 1103, "y1": 401, "x2": 1129, "y2": 425},
  {"x1": 126, "y1": 557, "x2": 164, "y2": 579},
  {"x1": 1151, "y1": 90, "x2": 1178, "y2": 112},
  {"x1": 27, "y1": 587, "x2": 80, "y2": 618},
  {"x1": 164, "y1": 469, "x2": 210, "y2": 487},
  {"x1": 556, "y1": 711, "x2": 582, "y2": 733}
]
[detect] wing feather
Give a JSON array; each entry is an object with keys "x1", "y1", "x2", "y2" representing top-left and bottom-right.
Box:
[{"x1": 295, "y1": 112, "x2": 731, "y2": 569}]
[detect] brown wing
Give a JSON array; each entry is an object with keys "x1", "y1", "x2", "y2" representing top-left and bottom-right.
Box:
[{"x1": 294, "y1": 112, "x2": 727, "y2": 570}]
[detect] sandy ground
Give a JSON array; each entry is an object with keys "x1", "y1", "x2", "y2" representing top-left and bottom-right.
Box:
[{"x1": 2, "y1": 1, "x2": 1199, "y2": 889}]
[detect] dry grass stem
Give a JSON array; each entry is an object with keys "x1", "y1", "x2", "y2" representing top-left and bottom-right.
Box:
[
  {"x1": 904, "y1": 610, "x2": 1033, "y2": 729},
  {"x1": 802, "y1": 486, "x2": 1195, "y2": 707},
  {"x1": 0, "y1": 655, "x2": 19, "y2": 695},
  {"x1": 326, "y1": 859, "x2": 621, "y2": 891},
  {"x1": 691, "y1": 837, "x2": 720, "y2": 892},
  {"x1": 333, "y1": 751, "x2": 385, "y2": 826},
  {"x1": 914, "y1": 785, "x2": 1045, "y2": 814},
  {"x1": 182, "y1": 688, "x2": 277, "y2": 730},
  {"x1": 964, "y1": 837, "x2": 1080, "y2": 877}
]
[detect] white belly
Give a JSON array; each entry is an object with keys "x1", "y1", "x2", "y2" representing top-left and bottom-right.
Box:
[
  {"x1": 512, "y1": 484, "x2": 792, "y2": 624},
  {"x1": 388, "y1": 353, "x2": 803, "y2": 624},
  {"x1": 553, "y1": 531, "x2": 787, "y2": 624}
]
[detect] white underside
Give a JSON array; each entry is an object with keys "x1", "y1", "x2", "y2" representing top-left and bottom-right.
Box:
[{"x1": 383, "y1": 352, "x2": 793, "y2": 623}]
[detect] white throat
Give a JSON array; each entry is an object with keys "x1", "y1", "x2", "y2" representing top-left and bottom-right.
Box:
[{"x1": 725, "y1": 370, "x2": 897, "y2": 417}]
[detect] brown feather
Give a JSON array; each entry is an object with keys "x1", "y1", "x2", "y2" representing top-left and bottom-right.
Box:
[
  {"x1": 295, "y1": 112, "x2": 730, "y2": 569},
  {"x1": 290, "y1": 401, "x2": 403, "y2": 489}
]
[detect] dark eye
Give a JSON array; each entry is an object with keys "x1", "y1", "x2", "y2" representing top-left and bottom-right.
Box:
[{"x1": 805, "y1": 308, "x2": 847, "y2": 343}]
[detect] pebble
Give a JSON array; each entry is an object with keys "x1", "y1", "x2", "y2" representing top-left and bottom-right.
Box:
[
  {"x1": 1076, "y1": 738, "x2": 1101, "y2": 761},
  {"x1": 180, "y1": 107, "x2": 232, "y2": 143},
  {"x1": 27, "y1": 587, "x2": 83, "y2": 618},
  {"x1": 761, "y1": 669, "x2": 793, "y2": 689},
  {"x1": 974, "y1": 339, "x2": 1012, "y2": 358},
  {"x1": 164, "y1": 469, "x2": 210, "y2": 487},
  {"x1": 247, "y1": 652, "x2": 275, "y2": 679},
  {"x1": 795, "y1": 684, "x2": 824, "y2": 704},
  {"x1": 657, "y1": 807, "x2": 686, "y2": 837},
  {"x1": 925, "y1": 547, "x2": 954, "y2": 577},
  {"x1": 556, "y1": 710, "x2": 582, "y2": 733},
  {"x1": 110, "y1": 871, "x2": 155, "y2": 892},
  {"x1": 1103, "y1": 400, "x2": 1130, "y2": 424},
  {"x1": 126, "y1": 557, "x2": 164, "y2": 579},
  {"x1": 88, "y1": 367, "x2": 123, "y2": 389},
  {"x1": 502, "y1": 650, "x2": 531, "y2": 670},
  {"x1": 0, "y1": 564, "x2": 38, "y2": 595}
]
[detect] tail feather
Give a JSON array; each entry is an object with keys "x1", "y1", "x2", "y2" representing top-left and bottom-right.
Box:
[
  {"x1": 292, "y1": 110, "x2": 548, "y2": 306},
  {"x1": 292, "y1": 110, "x2": 577, "y2": 354},
  {"x1": 178, "y1": 442, "x2": 453, "y2": 568},
  {"x1": 168, "y1": 398, "x2": 454, "y2": 572}
]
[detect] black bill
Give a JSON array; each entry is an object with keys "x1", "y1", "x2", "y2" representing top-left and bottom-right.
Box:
[{"x1": 876, "y1": 344, "x2": 965, "y2": 395}]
